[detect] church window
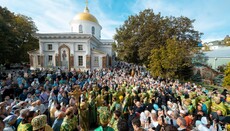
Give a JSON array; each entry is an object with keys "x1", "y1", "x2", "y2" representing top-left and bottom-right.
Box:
[
  {"x1": 48, "y1": 44, "x2": 52, "y2": 50},
  {"x1": 79, "y1": 25, "x2": 83, "y2": 33},
  {"x1": 94, "y1": 56, "x2": 99, "y2": 67},
  {"x1": 37, "y1": 56, "x2": 41, "y2": 65},
  {"x1": 78, "y1": 56, "x2": 83, "y2": 66},
  {"x1": 92, "y1": 26, "x2": 95, "y2": 35},
  {"x1": 48, "y1": 55, "x2": 52, "y2": 61},
  {"x1": 78, "y1": 45, "x2": 83, "y2": 50}
]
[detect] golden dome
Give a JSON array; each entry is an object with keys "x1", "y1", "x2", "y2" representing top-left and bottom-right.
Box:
[{"x1": 73, "y1": 7, "x2": 99, "y2": 24}]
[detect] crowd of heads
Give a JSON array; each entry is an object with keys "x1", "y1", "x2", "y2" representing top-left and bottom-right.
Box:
[{"x1": 0, "y1": 61, "x2": 229, "y2": 131}]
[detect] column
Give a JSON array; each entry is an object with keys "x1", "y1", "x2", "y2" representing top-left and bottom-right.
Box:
[
  {"x1": 86, "y1": 55, "x2": 91, "y2": 68},
  {"x1": 109, "y1": 56, "x2": 112, "y2": 66},
  {"x1": 102, "y1": 56, "x2": 107, "y2": 68},
  {"x1": 55, "y1": 54, "x2": 59, "y2": 66},
  {"x1": 70, "y1": 54, "x2": 74, "y2": 68},
  {"x1": 30, "y1": 55, "x2": 33, "y2": 67},
  {"x1": 40, "y1": 55, "x2": 44, "y2": 67},
  {"x1": 58, "y1": 54, "x2": 61, "y2": 66}
]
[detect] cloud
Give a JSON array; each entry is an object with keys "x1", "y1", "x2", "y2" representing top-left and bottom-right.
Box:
[
  {"x1": 0, "y1": 0, "x2": 124, "y2": 39},
  {"x1": 1, "y1": 0, "x2": 79, "y2": 32}
]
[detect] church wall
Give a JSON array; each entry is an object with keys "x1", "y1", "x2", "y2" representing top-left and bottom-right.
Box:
[
  {"x1": 99, "y1": 45, "x2": 113, "y2": 56},
  {"x1": 91, "y1": 53, "x2": 106, "y2": 69},
  {"x1": 43, "y1": 52, "x2": 55, "y2": 67},
  {"x1": 40, "y1": 39, "x2": 88, "y2": 44},
  {"x1": 39, "y1": 42, "x2": 43, "y2": 54},
  {"x1": 53, "y1": 43, "x2": 59, "y2": 54},
  {"x1": 63, "y1": 43, "x2": 74, "y2": 55},
  {"x1": 34, "y1": 31, "x2": 114, "y2": 70},
  {"x1": 74, "y1": 53, "x2": 87, "y2": 70},
  {"x1": 74, "y1": 42, "x2": 89, "y2": 54}
]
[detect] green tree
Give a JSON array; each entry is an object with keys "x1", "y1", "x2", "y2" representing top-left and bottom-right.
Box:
[
  {"x1": 191, "y1": 69, "x2": 202, "y2": 83},
  {"x1": 192, "y1": 52, "x2": 208, "y2": 64},
  {"x1": 223, "y1": 62, "x2": 230, "y2": 88},
  {"x1": 148, "y1": 38, "x2": 193, "y2": 79},
  {"x1": 114, "y1": 9, "x2": 202, "y2": 66},
  {"x1": 0, "y1": 6, "x2": 38, "y2": 64}
]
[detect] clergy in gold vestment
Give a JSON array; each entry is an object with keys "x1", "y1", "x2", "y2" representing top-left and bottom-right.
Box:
[{"x1": 79, "y1": 101, "x2": 89, "y2": 131}]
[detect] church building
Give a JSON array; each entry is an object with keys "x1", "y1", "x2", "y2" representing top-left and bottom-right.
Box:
[{"x1": 28, "y1": 4, "x2": 115, "y2": 71}]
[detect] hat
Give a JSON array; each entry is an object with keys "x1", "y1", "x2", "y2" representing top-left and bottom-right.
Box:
[
  {"x1": 98, "y1": 108, "x2": 110, "y2": 125},
  {"x1": 153, "y1": 104, "x2": 159, "y2": 110},
  {"x1": 151, "y1": 109, "x2": 156, "y2": 114},
  {"x1": 35, "y1": 90, "x2": 40, "y2": 94},
  {"x1": 3, "y1": 115, "x2": 17, "y2": 124},
  {"x1": 201, "y1": 117, "x2": 208, "y2": 125},
  {"x1": 31, "y1": 115, "x2": 47, "y2": 130},
  {"x1": 195, "y1": 120, "x2": 202, "y2": 127},
  {"x1": 119, "y1": 95, "x2": 123, "y2": 101}
]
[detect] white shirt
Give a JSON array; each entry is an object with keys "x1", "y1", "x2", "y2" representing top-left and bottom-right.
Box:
[
  {"x1": 209, "y1": 124, "x2": 223, "y2": 131},
  {"x1": 140, "y1": 112, "x2": 149, "y2": 123},
  {"x1": 150, "y1": 120, "x2": 158, "y2": 128},
  {"x1": 198, "y1": 124, "x2": 209, "y2": 131},
  {"x1": 38, "y1": 104, "x2": 46, "y2": 114}
]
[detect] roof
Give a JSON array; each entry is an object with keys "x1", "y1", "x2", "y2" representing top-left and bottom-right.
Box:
[
  {"x1": 204, "y1": 46, "x2": 230, "y2": 58},
  {"x1": 27, "y1": 49, "x2": 39, "y2": 55},
  {"x1": 71, "y1": 7, "x2": 99, "y2": 25},
  {"x1": 91, "y1": 49, "x2": 107, "y2": 55}
]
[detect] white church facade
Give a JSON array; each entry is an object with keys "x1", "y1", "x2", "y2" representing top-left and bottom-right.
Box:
[{"x1": 28, "y1": 6, "x2": 115, "y2": 71}]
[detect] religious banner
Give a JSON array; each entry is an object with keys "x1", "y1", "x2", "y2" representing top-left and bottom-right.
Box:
[
  {"x1": 102, "y1": 56, "x2": 107, "y2": 68},
  {"x1": 86, "y1": 55, "x2": 91, "y2": 68}
]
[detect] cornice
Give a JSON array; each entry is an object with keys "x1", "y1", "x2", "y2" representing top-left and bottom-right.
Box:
[
  {"x1": 36, "y1": 33, "x2": 92, "y2": 39},
  {"x1": 36, "y1": 32, "x2": 114, "y2": 46}
]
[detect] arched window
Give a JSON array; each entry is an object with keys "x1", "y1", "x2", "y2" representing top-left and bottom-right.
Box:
[
  {"x1": 79, "y1": 25, "x2": 83, "y2": 33},
  {"x1": 92, "y1": 26, "x2": 95, "y2": 35}
]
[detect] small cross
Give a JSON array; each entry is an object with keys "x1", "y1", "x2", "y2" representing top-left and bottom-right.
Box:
[{"x1": 85, "y1": 0, "x2": 88, "y2": 7}]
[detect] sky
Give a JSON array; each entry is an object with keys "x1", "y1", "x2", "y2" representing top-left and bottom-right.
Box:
[{"x1": 1, "y1": 0, "x2": 230, "y2": 43}]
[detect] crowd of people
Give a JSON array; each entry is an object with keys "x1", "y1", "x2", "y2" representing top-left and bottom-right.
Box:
[{"x1": 0, "y1": 62, "x2": 230, "y2": 131}]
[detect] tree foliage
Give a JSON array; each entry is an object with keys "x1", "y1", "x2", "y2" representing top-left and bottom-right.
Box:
[
  {"x1": 114, "y1": 9, "x2": 202, "y2": 79},
  {"x1": 114, "y1": 9, "x2": 202, "y2": 66},
  {"x1": 192, "y1": 51, "x2": 208, "y2": 65},
  {"x1": 223, "y1": 62, "x2": 230, "y2": 88},
  {"x1": 149, "y1": 38, "x2": 193, "y2": 79},
  {"x1": 0, "y1": 6, "x2": 38, "y2": 64}
]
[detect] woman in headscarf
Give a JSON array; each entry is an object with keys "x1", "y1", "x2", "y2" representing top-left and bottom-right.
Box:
[{"x1": 3, "y1": 115, "x2": 17, "y2": 131}]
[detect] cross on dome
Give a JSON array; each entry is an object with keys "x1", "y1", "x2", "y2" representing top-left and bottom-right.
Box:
[
  {"x1": 85, "y1": 0, "x2": 88, "y2": 8},
  {"x1": 84, "y1": 0, "x2": 89, "y2": 13}
]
